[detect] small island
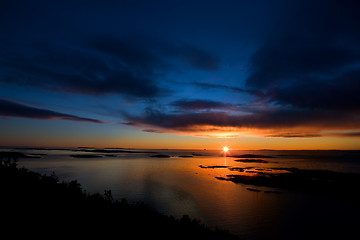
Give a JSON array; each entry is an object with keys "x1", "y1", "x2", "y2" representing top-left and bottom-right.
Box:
[
  {"x1": 214, "y1": 166, "x2": 360, "y2": 201},
  {"x1": 199, "y1": 165, "x2": 228, "y2": 169}
]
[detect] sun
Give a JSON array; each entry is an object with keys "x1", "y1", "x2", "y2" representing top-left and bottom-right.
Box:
[{"x1": 222, "y1": 146, "x2": 229, "y2": 153}]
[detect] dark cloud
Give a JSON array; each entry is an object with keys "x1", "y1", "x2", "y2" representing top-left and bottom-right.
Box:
[
  {"x1": 171, "y1": 99, "x2": 238, "y2": 111},
  {"x1": 246, "y1": 0, "x2": 360, "y2": 89},
  {"x1": 125, "y1": 109, "x2": 235, "y2": 130},
  {"x1": 88, "y1": 36, "x2": 169, "y2": 75},
  {"x1": 178, "y1": 44, "x2": 219, "y2": 71},
  {"x1": 266, "y1": 133, "x2": 321, "y2": 138},
  {"x1": 244, "y1": 0, "x2": 360, "y2": 128},
  {"x1": 339, "y1": 132, "x2": 360, "y2": 137},
  {"x1": 0, "y1": 98, "x2": 105, "y2": 123},
  {"x1": 0, "y1": 41, "x2": 163, "y2": 98},
  {"x1": 246, "y1": 38, "x2": 360, "y2": 89},
  {"x1": 123, "y1": 107, "x2": 360, "y2": 135},
  {"x1": 142, "y1": 128, "x2": 165, "y2": 134},
  {"x1": 268, "y1": 70, "x2": 360, "y2": 111},
  {"x1": 193, "y1": 82, "x2": 264, "y2": 97},
  {"x1": 2, "y1": 0, "x2": 360, "y2": 142},
  {"x1": 122, "y1": 1, "x2": 360, "y2": 138},
  {"x1": 0, "y1": 35, "x2": 219, "y2": 99},
  {"x1": 326, "y1": 131, "x2": 360, "y2": 137},
  {"x1": 89, "y1": 35, "x2": 220, "y2": 72}
]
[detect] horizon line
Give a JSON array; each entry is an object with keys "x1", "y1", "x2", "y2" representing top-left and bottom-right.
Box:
[{"x1": 1, "y1": 145, "x2": 360, "y2": 151}]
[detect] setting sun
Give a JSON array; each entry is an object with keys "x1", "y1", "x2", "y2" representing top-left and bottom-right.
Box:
[{"x1": 222, "y1": 146, "x2": 229, "y2": 152}]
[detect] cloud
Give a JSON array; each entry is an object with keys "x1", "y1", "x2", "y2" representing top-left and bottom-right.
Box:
[
  {"x1": 0, "y1": 35, "x2": 219, "y2": 99},
  {"x1": 88, "y1": 36, "x2": 169, "y2": 75},
  {"x1": 268, "y1": 70, "x2": 360, "y2": 111},
  {"x1": 266, "y1": 133, "x2": 321, "y2": 138},
  {"x1": 89, "y1": 35, "x2": 220, "y2": 72},
  {"x1": 0, "y1": 41, "x2": 164, "y2": 98},
  {"x1": 326, "y1": 131, "x2": 360, "y2": 138},
  {"x1": 237, "y1": 0, "x2": 360, "y2": 137},
  {"x1": 142, "y1": 128, "x2": 165, "y2": 134},
  {"x1": 0, "y1": 98, "x2": 105, "y2": 123},
  {"x1": 123, "y1": 106, "x2": 360, "y2": 137},
  {"x1": 122, "y1": 1, "x2": 360, "y2": 139},
  {"x1": 246, "y1": 37, "x2": 360, "y2": 89},
  {"x1": 171, "y1": 99, "x2": 238, "y2": 111},
  {"x1": 246, "y1": 1, "x2": 360, "y2": 92},
  {"x1": 178, "y1": 44, "x2": 219, "y2": 71},
  {"x1": 193, "y1": 82, "x2": 264, "y2": 97}
]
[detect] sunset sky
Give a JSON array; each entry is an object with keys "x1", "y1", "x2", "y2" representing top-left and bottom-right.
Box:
[{"x1": 1, "y1": 0, "x2": 360, "y2": 149}]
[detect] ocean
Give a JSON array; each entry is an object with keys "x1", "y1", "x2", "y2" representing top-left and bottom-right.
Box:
[{"x1": 8, "y1": 148, "x2": 360, "y2": 239}]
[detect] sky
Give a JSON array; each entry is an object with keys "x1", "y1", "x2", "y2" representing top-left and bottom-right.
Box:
[{"x1": 1, "y1": 0, "x2": 360, "y2": 149}]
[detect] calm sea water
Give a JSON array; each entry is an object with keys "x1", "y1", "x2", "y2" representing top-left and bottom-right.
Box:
[{"x1": 10, "y1": 148, "x2": 360, "y2": 239}]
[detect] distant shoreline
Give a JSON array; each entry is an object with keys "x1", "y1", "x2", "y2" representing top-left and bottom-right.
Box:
[{"x1": 1, "y1": 146, "x2": 360, "y2": 151}]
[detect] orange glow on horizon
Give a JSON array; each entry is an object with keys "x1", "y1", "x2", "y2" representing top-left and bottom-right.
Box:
[
  {"x1": 3, "y1": 134, "x2": 360, "y2": 150},
  {"x1": 2, "y1": 120, "x2": 360, "y2": 150}
]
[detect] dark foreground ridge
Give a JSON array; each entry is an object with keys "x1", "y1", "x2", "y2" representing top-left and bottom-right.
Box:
[{"x1": 0, "y1": 152, "x2": 239, "y2": 239}]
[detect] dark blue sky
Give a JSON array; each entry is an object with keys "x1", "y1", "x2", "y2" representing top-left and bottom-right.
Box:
[{"x1": 1, "y1": 0, "x2": 360, "y2": 149}]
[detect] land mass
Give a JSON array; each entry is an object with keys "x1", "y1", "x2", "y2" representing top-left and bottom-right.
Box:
[
  {"x1": 215, "y1": 166, "x2": 360, "y2": 202},
  {"x1": 0, "y1": 152, "x2": 239, "y2": 239}
]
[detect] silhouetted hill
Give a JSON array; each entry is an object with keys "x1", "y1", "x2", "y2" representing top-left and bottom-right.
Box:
[{"x1": 0, "y1": 153, "x2": 240, "y2": 239}]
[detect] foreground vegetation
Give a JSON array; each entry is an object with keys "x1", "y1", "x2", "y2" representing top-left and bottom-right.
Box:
[{"x1": 0, "y1": 152, "x2": 239, "y2": 239}]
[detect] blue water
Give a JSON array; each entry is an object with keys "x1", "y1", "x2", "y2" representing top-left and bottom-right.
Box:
[{"x1": 9, "y1": 148, "x2": 360, "y2": 239}]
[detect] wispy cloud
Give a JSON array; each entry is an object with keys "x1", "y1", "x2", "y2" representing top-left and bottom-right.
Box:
[
  {"x1": 325, "y1": 131, "x2": 360, "y2": 138},
  {"x1": 0, "y1": 98, "x2": 105, "y2": 124},
  {"x1": 245, "y1": 1, "x2": 360, "y2": 114},
  {"x1": 0, "y1": 35, "x2": 220, "y2": 99},
  {"x1": 193, "y1": 82, "x2": 264, "y2": 97},
  {"x1": 266, "y1": 133, "x2": 322, "y2": 138},
  {"x1": 171, "y1": 99, "x2": 240, "y2": 111}
]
